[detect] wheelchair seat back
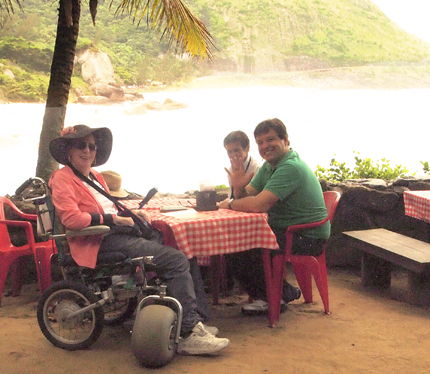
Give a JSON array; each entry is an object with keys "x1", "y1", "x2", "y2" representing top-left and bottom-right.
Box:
[{"x1": 37, "y1": 192, "x2": 129, "y2": 271}]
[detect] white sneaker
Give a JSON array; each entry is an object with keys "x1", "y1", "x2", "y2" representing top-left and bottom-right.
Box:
[
  {"x1": 242, "y1": 299, "x2": 287, "y2": 315},
  {"x1": 203, "y1": 324, "x2": 219, "y2": 336},
  {"x1": 177, "y1": 322, "x2": 230, "y2": 355}
]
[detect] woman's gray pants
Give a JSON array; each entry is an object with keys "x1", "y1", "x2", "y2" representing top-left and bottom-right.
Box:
[{"x1": 99, "y1": 233, "x2": 202, "y2": 334}]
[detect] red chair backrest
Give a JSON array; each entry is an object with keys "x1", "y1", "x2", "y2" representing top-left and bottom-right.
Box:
[
  {"x1": 0, "y1": 196, "x2": 37, "y2": 248},
  {"x1": 323, "y1": 191, "x2": 341, "y2": 224}
]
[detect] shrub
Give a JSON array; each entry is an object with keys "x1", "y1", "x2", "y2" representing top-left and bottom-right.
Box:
[
  {"x1": 315, "y1": 151, "x2": 411, "y2": 181},
  {"x1": 421, "y1": 161, "x2": 430, "y2": 174}
]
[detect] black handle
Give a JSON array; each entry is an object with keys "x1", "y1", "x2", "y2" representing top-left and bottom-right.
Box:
[
  {"x1": 138, "y1": 187, "x2": 158, "y2": 209},
  {"x1": 15, "y1": 178, "x2": 32, "y2": 195}
]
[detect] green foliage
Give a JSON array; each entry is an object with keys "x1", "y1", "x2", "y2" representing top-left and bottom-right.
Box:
[
  {"x1": 0, "y1": 59, "x2": 48, "y2": 101},
  {"x1": 0, "y1": 37, "x2": 53, "y2": 72},
  {"x1": 1, "y1": 0, "x2": 430, "y2": 102},
  {"x1": 421, "y1": 161, "x2": 430, "y2": 174},
  {"x1": 315, "y1": 152, "x2": 411, "y2": 181},
  {"x1": 315, "y1": 157, "x2": 352, "y2": 182}
]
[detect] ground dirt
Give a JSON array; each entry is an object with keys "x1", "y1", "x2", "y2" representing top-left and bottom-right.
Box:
[{"x1": 2, "y1": 266, "x2": 430, "y2": 374}]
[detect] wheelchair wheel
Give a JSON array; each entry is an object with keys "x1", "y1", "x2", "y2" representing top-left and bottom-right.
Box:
[
  {"x1": 132, "y1": 304, "x2": 178, "y2": 368},
  {"x1": 37, "y1": 280, "x2": 104, "y2": 351},
  {"x1": 103, "y1": 297, "x2": 138, "y2": 326}
]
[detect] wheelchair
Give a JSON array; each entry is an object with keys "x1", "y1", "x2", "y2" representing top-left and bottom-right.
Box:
[{"x1": 16, "y1": 177, "x2": 182, "y2": 368}]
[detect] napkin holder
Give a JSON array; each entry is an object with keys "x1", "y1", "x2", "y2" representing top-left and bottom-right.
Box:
[{"x1": 195, "y1": 191, "x2": 219, "y2": 211}]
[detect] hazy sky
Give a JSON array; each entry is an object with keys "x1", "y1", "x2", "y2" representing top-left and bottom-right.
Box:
[{"x1": 371, "y1": 0, "x2": 430, "y2": 43}]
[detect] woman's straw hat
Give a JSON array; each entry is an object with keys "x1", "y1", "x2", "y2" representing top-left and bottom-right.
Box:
[
  {"x1": 101, "y1": 170, "x2": 128, "y2": 198},
  {"x1": 49, "y1": 124, "x2": 113, "y2": 166}
]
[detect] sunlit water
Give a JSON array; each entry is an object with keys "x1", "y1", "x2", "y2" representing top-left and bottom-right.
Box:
[{"x1": 1, "y1": 86, "x2": 429, "y2": 196}]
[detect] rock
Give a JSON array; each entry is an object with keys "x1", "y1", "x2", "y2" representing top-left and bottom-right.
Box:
[
  {"x1": 124, "y1": 90, "x2": 144, "y2": 100},
  {"x1": 77, "y1": 50, "x2": 116, "y2": 86},
  {"x1": 124, "y1": 105, "x2": 148, "y2": 115},
  {"x1": 141, "y1": 100, "x2": 163, "y2": 111},
  {"x1": 76, "y1": 96, "x2": 111, "y2": 104},
  {"x1": 409, "y1": 182, "x2": 430, "y2": 191},
  {"x1": 163, "y1": 98, "x2": 188, "y2": 110},
  {"x1": 358, "y1": 179, "x2": 388, "y2": 190},
  {"x1": 3, "y1": 69, "x2": 15, "y2": 79},
  {"x1": 124, "y1": 94, "x2": 138, "y2": 101},
  {"x1": 322, "y1": 177, "x2": 430, "y2": 268},
  {"x1": 90, "y1": 82, "x2": 124, "y2": 101}
]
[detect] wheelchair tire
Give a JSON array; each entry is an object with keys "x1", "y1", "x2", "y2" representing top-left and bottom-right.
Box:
[
  {"x1": 37, "y1": 280, "x2": 104, "y2": 351},
  {"x1": 132, "y1": 304, "x2": 178, "y2": 368},
  {"x1": 103, "y1": 297, "x2": 138, "y2": 326}
]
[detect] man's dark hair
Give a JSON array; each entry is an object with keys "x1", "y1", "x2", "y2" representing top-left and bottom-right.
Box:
[
  {"x1": 254, "y1": 118, "x2": 288, "y2": 140},
  {"x1": 223, "y1": 130, "x2": 250, "y2": 149}
]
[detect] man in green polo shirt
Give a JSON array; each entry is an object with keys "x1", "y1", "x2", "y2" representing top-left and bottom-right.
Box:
[{"x1": 219, "y1": 118, "x2": 329, "y2": 314}]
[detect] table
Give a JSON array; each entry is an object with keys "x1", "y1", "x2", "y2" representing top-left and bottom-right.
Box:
[
  {"x1": 123, "y1": 198, "x2": 281, "y2": 321},
  {"x1": 404, "y1": 191, "x2": 430, "y2": 224},
  {"x1": 124, "y1": 197, "x2": 279, "y2": 258}
]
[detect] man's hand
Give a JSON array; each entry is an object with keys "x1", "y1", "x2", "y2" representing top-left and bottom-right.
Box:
[
  {"x1": 218, "y1": 199, "x2": 230, "y2": 210},
  {"x1": 225, "y1": 156, "x2": 254, "y2": 194}
]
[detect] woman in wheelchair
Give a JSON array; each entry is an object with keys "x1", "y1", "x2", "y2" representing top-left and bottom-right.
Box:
[{"x1": 48, "y1": 124, "x2": 229, "y2": 356}]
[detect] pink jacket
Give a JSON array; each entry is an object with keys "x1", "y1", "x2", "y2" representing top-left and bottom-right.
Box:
[{"x1": 49, "y1": 166, "x2": 114, "y2": 268}]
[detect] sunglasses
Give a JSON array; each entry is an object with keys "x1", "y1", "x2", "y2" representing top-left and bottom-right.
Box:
[{"x1": 73, "y1": 141, "x2": 98, "y2": 151}]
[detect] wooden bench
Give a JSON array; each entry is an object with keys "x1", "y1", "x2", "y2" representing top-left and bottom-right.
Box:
[{"x1": 343, "y1": 228, "x2": 430, "y2": 290}]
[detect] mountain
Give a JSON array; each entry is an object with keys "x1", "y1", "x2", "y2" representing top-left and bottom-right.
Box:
[
  {"x1": 199, "y1": 0, "x2": 429, "y2": 71},
  {"x1": 0, "y1": 0, "x2": 429, "y2": 102}
]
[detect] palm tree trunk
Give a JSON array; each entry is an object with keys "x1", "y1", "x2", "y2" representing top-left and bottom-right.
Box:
[{"x1": 35, "y1": 0, "x2": 81, "y2": 182}]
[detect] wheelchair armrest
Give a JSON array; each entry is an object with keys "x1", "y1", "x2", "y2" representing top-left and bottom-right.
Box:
[{"x1": 65, "y1": 225, "x2": 111, "y2": 237}]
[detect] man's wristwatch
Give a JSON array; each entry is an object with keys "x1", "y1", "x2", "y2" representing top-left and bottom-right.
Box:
[{"x1": 228, "y1": 198, "x2": 234, "y2": 210}]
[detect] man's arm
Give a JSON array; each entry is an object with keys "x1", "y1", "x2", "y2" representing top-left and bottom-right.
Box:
[{"x1": 219, "y1": 188, "x2": 279, "y2": 213}]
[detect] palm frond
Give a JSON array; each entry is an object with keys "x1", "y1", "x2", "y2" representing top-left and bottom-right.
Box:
[
  {"x1": 0, "y1": 0, "x2": 23, "y2": 27},
  {"x1": 0, "y1": 0, "x2": 20, "y2": 13},
  {"x1": 113, "y1": 0, "x2": 215, "y2": 60}
]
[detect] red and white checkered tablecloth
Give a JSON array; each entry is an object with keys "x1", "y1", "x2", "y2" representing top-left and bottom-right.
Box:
[
  {"x1": 122, "y1": 198, "x2": 280, "y2": 260},
  {"x1": 404, "y1": 191, "x2": 430, "y2": 224}
]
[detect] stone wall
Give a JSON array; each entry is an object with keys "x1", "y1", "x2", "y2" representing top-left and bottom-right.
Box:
[{"x1": 321, "y1": 176, "x2": 430, "y2": 268}]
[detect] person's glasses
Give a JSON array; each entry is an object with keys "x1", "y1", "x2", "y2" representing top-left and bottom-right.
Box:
[{"x1": 73, "y1": 141, "x2": 97, "y2": 151}]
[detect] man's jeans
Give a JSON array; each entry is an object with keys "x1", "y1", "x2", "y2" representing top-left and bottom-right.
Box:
[{"x1": 225, "y1": 228, "x2": 326, "y2": 301}]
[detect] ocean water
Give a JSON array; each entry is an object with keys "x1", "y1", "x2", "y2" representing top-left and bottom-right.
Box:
[{"x1": 1, "y1": 86, "x2": 429, "y2": 196}]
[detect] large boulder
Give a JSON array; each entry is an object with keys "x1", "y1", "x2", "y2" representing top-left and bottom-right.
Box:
[
  {"x1": 76, "y1": 96, "x2": 111, "y2": 104},
  {"x1": 89, "y1": 82, "x2": 124, "y2": 101},
  {"x1": 77, "y1": 50, "x2": 116, "y2": 86}
]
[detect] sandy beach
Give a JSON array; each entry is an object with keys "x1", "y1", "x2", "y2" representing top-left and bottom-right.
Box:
[{"x1": 1, "y1": 265, "x2": 430, "y2": 374}]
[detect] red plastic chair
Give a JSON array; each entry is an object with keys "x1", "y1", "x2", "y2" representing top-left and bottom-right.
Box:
[
  {"x1": 0, "y1": 196, "x2": 56, "y2": 305},
  {"x1": 266, "y1": 191, "x2": 341, "y2": 326}
]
